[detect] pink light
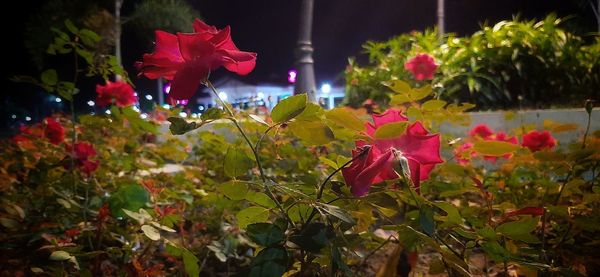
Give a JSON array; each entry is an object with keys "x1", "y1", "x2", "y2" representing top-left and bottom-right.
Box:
[
  {"x1": 287, "y1": 70, "x2": 297, "y2": 84},
  {"x1": 164, "y1": 82, "x2": 171, "y2": 94},
  {"x1": 176, "y1": 99, "x2": 189, "y2": 105}
]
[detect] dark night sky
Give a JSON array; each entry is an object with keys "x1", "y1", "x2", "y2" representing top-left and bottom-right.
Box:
[{"x1": 2, "y1": 0, "x2": 597, "y2": 134}]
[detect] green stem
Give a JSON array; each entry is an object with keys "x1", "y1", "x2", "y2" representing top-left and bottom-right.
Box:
[
  {"x1": 206, "y1": 80, "x2": 292, "y2": 226},
  {"x1": 304, "y1": 147, "x2": 370, "y2": 225}
]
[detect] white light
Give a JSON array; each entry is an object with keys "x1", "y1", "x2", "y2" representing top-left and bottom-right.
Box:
[
  {"x1": 134, "y1": 92, "x2": 138, "y2": 97},
  {"x1": 257, "y1": 92, "x2": 265, "y2": 99},
  {"x1": 145, "y1": 94, "x2": 153, "y2": 100},
  {"x1": 321, "y1": 83, "x2": 332, "y2": 93},
  {"x1": 55, "y1": 97, "x2": 62, "y2": 103},
  {"x1": 132, "y1": 106, "x2": 140, "y2": 112},
  {"x1": 198, "y1": 105, "x2": 205, "y2": 111},
  {"x1": 191, "y1": 113, "x2": 198, "y2": 118},
  {"x1": 105, "y1": 110, "x2": 111, "y2": 115},
  {"x1": 11, "y1": 114, "x2": 16, "y2": 119},
  {"x1": 140, "y1": 113, "x2": 148, "y2": 119},
  {"x1": 218, "y1": 92, "x2": 228, "y2": 101},
  {"x1": 179, "y1": 112, "x2": 187, "y2": 117},
  {"x1": 90, "y1": 112, "x2": 95, "y2": 115},
  {"x1": 25, "y1": 116, "x2": 31, "y2": 121},
  {"x1": 87, "y1": 100, "x2": 95, "y2": 107},
  {"x1": 162, "y1": 104, "x2": 170, "y2": 109}
]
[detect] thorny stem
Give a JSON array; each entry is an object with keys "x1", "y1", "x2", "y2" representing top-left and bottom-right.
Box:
[
  {"x1": 304, "y1": 147, "x2": 370, "y2": 225},
  {"x1": 206, "y1": 80, "x2": 293, "y2": 226}
]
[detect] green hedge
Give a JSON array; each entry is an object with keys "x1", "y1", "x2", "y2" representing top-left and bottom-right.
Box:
[{"x1": 345, "y1": 15, "x2": 600, "y2": 109}]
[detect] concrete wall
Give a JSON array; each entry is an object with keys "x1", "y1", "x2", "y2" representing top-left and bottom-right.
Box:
[{"x1": 439, "y1": 108, "x2": 600, "y2": 143}]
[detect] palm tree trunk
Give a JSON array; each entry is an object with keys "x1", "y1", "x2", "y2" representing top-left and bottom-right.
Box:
[{"x1": 115, "y1": 0, "x2": 124, "y2": 81}]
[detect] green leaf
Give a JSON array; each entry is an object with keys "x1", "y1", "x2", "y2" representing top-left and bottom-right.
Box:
[
  {"x1": 496, "y1": 217, "x2": 540, "y2": 243},
  {"x1": 270, "y1": 94, "x2": 307, "y2": 123},
  {"x1": 287, "y1": 121, "x2": 334, "y2": 145},
  {"x1": 386, "y1": 80, "x2": 411, "y2": 94},
  {"x1": 433, "y1": 202, "x2": 462, "y2": 227},
  {"x1": 289, "y1": 223, "x2": 330, "y2": 252},
  {"x1": 481, "y1": 241, "x2": 511, "y2": 262},
  {"x1": 201, "y1": 107, "x2": 224, "y2": 121},
  {"x1": 236, "y1": 206, "x2": 270, "y2": 228},
  {"x1": 319, "y1": 203, "x2": 356, "y2": 225},
  {"x1": 246, "y1": 223, "x2": 285, "y2": 247},
  {"x1": 49, "y1": 251, "x2": 72, "y2": 261},
  {"x1": 41, "y1": 69, "x2": 58, "y2": 86},
  {"x1": 122, "y1": 208, "x2": 152, "y2": 224},
  {"x1": 477, "y1": 227, "x2": 498, "y2": 241},
  {"x1": 64, "y1": 19, "x2": 78, "y2": 34},
  {"x1": 373, "y1": 121, "x2": 408, "y2": 139},
  {"x1": 218, "y1": 181, "x2": 248, "y2": 200},
  {"x1": 108, "y1": 184, "x2": 151, "y2": 219},
  {"x1": 421, "y1": 100, "x2": 447, "y2": 111},
  {"x1": 246, "y1": 192, "x2": 276, "y2": 208},
  {"x1": 167, "y1": 117, "x2": 198, "y2": 135},
  {"x1": 473, "y1": 141, "x2": 520, "y2": 156},
  {"x1": 325, "y1": 108, "x2": 365, "y2": 132},
  {"x1": 182, "y1": 249, "x2": 200, "y2": 277},
  {"x1": 249, "y1": 247, "x2": 288, "y2": 277},
  {"x1": 295, "y1": 102, "x2": 324, "y2": 121},
  {"x1": 141, "y1": 224, "x2": 161, "y2": 241},
  {"x1": 419, "y1": 205, "x2": 435, "y2": 236},
  {"x1": 223, "y1": 147, "x2": 252, "y2": 178}
]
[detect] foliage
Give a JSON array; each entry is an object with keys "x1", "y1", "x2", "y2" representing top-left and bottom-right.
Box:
[
  {"x1": 3, "y1": 17, "x2": 600, "y2": 277},
  {"x1": 345, "y1": 15, "x2": 600, "y2": 109}
]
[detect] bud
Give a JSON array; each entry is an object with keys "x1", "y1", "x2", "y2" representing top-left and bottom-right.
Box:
[
  {"x1": 392, "y1": 149, "x2": 411, "y2": 182},
  {"x1": 585, "y1": 99, "x2": 594, "y2": 115}
]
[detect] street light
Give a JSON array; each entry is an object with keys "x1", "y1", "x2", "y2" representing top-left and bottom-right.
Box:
[
  {"x1": 293, "y1": 0, "x2": 317, "y2": 103},
  {"x1": 320, "y1": 83, "x2": 331, "y2": 93}
]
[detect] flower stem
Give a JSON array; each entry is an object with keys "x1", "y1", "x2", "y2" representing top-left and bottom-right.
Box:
[
  {"x1": 304, "y1": 147, "x2": 370, "y2": 225},
  {"x1": 205, "y1": 80, "x2": 293, "y2": 226}
]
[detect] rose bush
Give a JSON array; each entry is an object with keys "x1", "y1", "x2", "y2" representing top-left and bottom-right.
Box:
[{"x1": 1, "y1": 18, "x2": 599, "y2": 277}]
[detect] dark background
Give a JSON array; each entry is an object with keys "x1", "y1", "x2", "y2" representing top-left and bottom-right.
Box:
[{"x1": 2, "y1": 0, "x2": 597, "y2": 135}]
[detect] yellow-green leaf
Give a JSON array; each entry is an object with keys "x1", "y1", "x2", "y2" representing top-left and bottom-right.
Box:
[
  {"x1": 288, "y1": 121, "x2": 334, "y2": 145},
  {"x1": 373, "y1": 122, "x2": 409, "y2": 139},
  {"x1": 410, "y1": 85, "x2": 432, "y2": 101},
  {"x1": 389, "y1": 94, "x2": 411, "y2": 105},
  {"x1": 325, "y1": 108, "x2": 365, "y2": 132},
  {"x1": 386, "y1": 80, "x2": 411, "y2": 94},
  {"x1": 271, "y1": 94, "x2": 307, "y2": 123},
  {"x1": 473, "y1": 141, "x2": 520, "y2": 156},
  {"x1": 218, "y1": 180, "x2": 249, "y2": 200},
  {"x1": 224, "y1": 147, "x2": 252, "y2": 178},
  {"x1": 236, "y1": 206, "x2": 270, "y2": 228},
  {"x1": 421, "y1": 100, "x2": 447, "y2": 111}
]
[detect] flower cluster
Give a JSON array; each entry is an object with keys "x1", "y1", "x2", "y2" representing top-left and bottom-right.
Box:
[
  {"x1": 65, "y1": 141, "x2": 100, "y2": 175},
  {"x1": 342, "y1": 109, "x2": 443, "y2": 196},
  {"x1": 455, "y1": 124, "x2": 557, "y2": 165},
  {"x1": 13, "y1": 117, "x2": 65, "y2": 147},
  {"x1": 95, "y1": 81, "x2": 138, "y2": 108},
  {"x1": 136, "y1": 19, "x2": 257, "y2": 102}
]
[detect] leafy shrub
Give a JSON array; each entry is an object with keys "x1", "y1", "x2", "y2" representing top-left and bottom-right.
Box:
[{"x1": 345, "y1": 15, "x2": 600, "y2": 109}]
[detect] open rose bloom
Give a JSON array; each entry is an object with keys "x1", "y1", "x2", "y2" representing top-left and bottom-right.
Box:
[
  {"x1": 96, "y1": 81, "x2": 138, "y2": 108},
  {"x1": 136, "y1": 19, "x2": 257, "y2": 102},
  {"x1": 342, "y1": 109, "x2": 443, "y2": 196},
  {"x1": 404, "y1": 53, "x2": 438, "y2": 81}
]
